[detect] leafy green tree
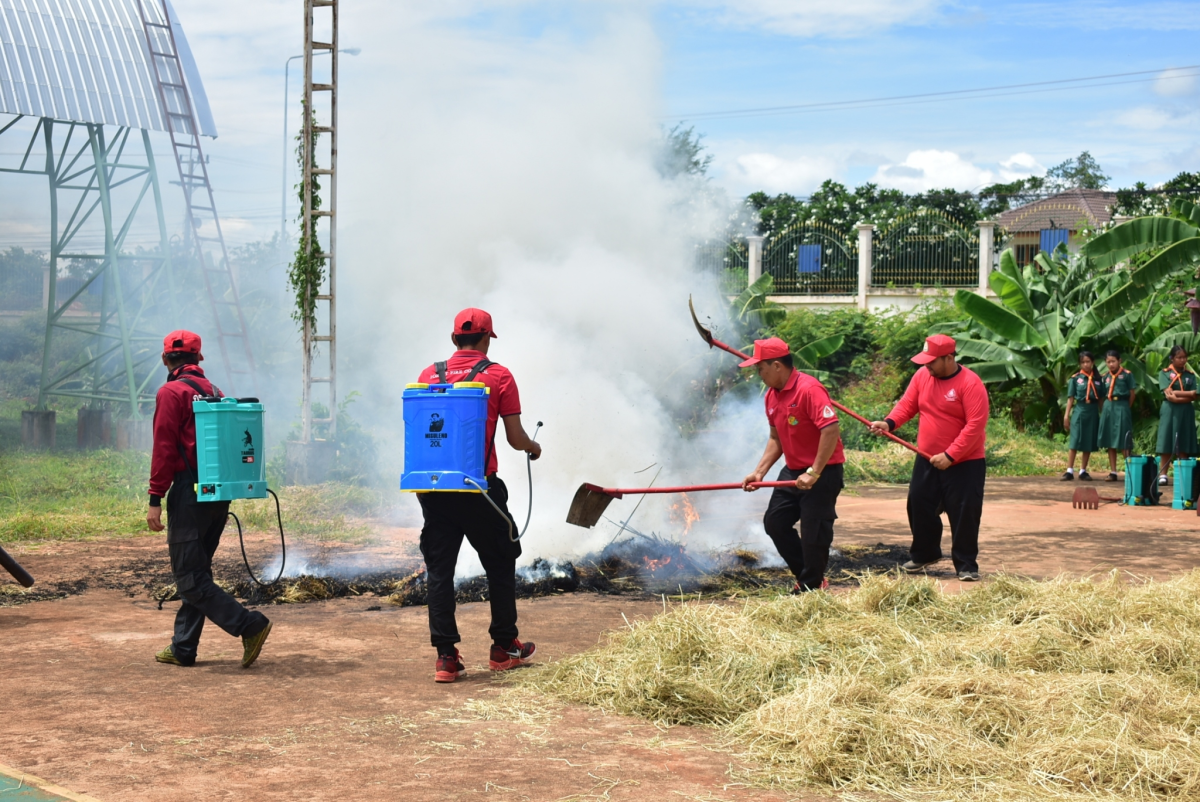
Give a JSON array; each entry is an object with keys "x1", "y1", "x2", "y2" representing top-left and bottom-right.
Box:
[
  {"x1": 657, "y1": 124, "x2": 713, "y2": 179},
  {"x1": 1045, "y1": 150, "x2": 1110, "y2": 191},
  {"x1": 977, "y1": 176, "x2": 1047, "y2": 217},
  {"x1": 0, "y1": 247, "x2": 45, "y2": 311},
  {"x1": 1114, "y1": 172, "x2": 1200, "y2": 218},
  {"x1": 729, "y1": 274, "x2": 844, "y2": 381}
]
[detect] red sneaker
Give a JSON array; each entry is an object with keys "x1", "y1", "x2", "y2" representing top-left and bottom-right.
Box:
[
  {"x1": 435, "y1": 649, "x2": 465, "y2": 683},
  {"x1": 489, "y1": 639, "x2": 536, "y2": 671},
  {"x1": 791, "y1": 577, "x2": 830, "y2": 594}
]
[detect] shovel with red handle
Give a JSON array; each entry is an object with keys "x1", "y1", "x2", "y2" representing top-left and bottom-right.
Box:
[
  {"x1": 688, "y1": 296, "x2": 932, "y2": 460},
  {"x1": 567, "y1": 480, "x2": 799, "y2": 529}
]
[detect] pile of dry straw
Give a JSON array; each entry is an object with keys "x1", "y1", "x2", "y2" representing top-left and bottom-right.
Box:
[{"x1": 522, "y1": 571, "x2": 1200, "y2": 800}]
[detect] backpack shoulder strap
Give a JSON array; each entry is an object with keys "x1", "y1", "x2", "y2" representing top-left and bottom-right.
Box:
[
  {"x1": 465, "y1": 358, "x2": 495, "y2": 382},
  {"x1": 435, "y1": 361, "x2": 448, "y2": 384}
]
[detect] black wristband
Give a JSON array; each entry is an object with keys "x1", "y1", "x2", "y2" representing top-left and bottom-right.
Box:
[
  {"x1": 944, "y1": 453, "x2": 955, "y2": 464},
  {"x1": 885, "y1": 418, "x2": 896, "y2": 432},
  {"x1": 149, "y1": 494, "x2": 162, "y2": 507}
]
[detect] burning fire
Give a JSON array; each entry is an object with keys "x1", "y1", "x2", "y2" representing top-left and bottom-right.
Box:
[
  {"x1": 643, "y1": 555, "x2": 672, "y2": 573},
  {"x1": 669, "y1": 493, "x2": 701, "y2": 538}
]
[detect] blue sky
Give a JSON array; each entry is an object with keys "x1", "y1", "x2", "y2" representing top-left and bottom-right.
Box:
[{"x1": 2, "y1": 0, "x2": 1198, "y2": 249}]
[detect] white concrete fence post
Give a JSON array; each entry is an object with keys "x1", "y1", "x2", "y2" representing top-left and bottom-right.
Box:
[
  {"x1": 977, "y1": 221, "x2": 995, "y2": 296},
  {"x1": 747, "y1": 235, "x2": 765, "y2": 286},
  {"x1": 856, "y1": 224, "x2": 874, "y2": 310}
]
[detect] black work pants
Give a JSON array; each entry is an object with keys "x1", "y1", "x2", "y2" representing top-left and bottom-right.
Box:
[
  {"x1": 418, "y1": 475, "x2": 521, "y2": 651},
  {"x1": 907, "y1": 456, "x2": 985, "y2": 573},
  {"x1": 166, "y1": 471, "x2": 269, "y2": 660},
  {"x1": 762, "y1": 463, "x2": 844, "y2": 590}
]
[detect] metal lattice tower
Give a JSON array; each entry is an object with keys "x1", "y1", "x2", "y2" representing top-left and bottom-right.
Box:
[
  {"x1": 300, "y1": 0, "x2": 338, "y2": 443},
  {"x1": 138, "y1": 0, "x2": 257, "y2": 396}
]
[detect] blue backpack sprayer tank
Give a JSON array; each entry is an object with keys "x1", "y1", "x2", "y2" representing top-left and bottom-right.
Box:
[
  {"x1": 190, "y1": 394, "x2": 287, "y2": 586},
  {"x1": 401, "y1": 374, "x2": 540, "y2": 541}
]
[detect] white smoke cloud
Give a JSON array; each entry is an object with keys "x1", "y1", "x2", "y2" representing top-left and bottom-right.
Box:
[{"x1": 335, "y1": 6, "x2": 767, "y2": 574}]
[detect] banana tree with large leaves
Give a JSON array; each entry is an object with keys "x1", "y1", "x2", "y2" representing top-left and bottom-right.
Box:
[
  {"x1": 730, "y1": 273, "x2": 844, "y2": 381},
  {"x1": 952, "y1": 247, "x2": 1102, "y2": 427}
]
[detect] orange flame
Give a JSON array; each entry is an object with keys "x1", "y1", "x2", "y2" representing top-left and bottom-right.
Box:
[
  {"x1": 669, "y1": 493, "x2": 701, "y2": 538},
  {"x1": 643, "y1": 555, "x2": 672, "y2": 573}
]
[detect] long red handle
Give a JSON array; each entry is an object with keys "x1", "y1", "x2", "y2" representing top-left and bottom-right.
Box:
[
  {"x1": 705, "y1": 336, "x2": 933, "y2": 460},
  {"x1": 592, "y1": 481, "x2": 798, "y2": 499}
]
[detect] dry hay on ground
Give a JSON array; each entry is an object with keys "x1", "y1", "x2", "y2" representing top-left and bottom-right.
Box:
[{"x1": 520, "y1": 571, "x2": 1200, "y2": 801}]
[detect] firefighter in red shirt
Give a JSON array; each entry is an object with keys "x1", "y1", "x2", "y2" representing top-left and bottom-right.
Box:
[
  {"x1": 740, "y1": 338, "x2": 845, "y2": 592},
  {"x1": 146, "y1": 331, "x2": 272, "y2": 668},
  {"x1": 414, "y1": 309, "x2": 542, "y2": 683},
  {"x1": 869, "y1": 334, "x2": 989, "y2": 581}
]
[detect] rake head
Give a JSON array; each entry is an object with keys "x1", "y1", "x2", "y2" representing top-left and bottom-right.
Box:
[
  {"x1": 1071, "y1": 487, "x2": 1121, "y2": 510},
  {"x1": 566, "y1": 483, "x2": 623, "y2": 528}
]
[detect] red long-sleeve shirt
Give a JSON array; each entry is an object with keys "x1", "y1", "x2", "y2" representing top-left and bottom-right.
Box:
[
  {"x1": 148, "y1": 365, "x2": 222, "y2": 501},
  {"x1": 886, "y1": 365, "x2": 989, "y2": 463}
]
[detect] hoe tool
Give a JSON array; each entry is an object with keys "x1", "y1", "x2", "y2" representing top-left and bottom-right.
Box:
[
  {"x1": 0, "y1": 544, "x2": 35, "y2": 588},
  {"x1": 1070, "y1": 486, "x2": 1121, "y2": 510},
  {"x1": 568, "y1": 481, "x2": 797, "y2": 529},
  {"x1": 688, "y1": 296, "x2": 932, "y2": 459}
]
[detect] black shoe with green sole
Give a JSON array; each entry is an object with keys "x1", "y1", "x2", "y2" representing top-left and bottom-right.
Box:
[{"x1": 242, "y1": 620, "x2": 272, "y2": 668}]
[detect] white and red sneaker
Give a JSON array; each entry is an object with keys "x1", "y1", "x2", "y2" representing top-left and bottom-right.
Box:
[
  {"x1": 489, "y1": 639, "x2": 536, "y2": 671},
  {"x1": 435, "y1": 649, "x2": 465, "y2": 683}
]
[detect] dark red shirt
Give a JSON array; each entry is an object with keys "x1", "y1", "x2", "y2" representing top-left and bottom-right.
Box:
[
  {"x1": 886, "y1": 365, "x2": 989, "y2": 462},
  {"x1": 765, "y1": 370, "x2": 845, "y2": 470},
  {"x1": 416, "y1": 350, "x2": 521, "y2": 475},
  {"x1": 149, "y1": 365, "x2": 222, "y2": 498}
]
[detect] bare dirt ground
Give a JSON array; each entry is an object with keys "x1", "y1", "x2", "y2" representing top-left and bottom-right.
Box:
[{"x1": 2, "y1": 476, "x2": 1198, "y2": 801}]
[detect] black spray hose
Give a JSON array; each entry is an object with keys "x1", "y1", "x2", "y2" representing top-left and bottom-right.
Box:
[
  {"x1": 463, "y1": 421, "x2": 542, "y2": 543},
  {"x1": 228, "y1": 488, "x2": 287, "y2": 587}
]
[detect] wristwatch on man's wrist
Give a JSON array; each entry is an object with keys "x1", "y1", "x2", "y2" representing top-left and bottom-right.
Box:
[{"x1": 806, "y1": 466, "x2": 821, "y2": 479}]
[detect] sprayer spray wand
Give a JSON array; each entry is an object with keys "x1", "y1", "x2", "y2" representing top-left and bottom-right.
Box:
[{"x1": 464, "y1": 421, "x2": 544, "y2": 543}]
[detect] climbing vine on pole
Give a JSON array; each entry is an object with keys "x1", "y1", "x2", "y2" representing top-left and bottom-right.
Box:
[{"x1": 288, "y1": 103, "x2": 323, "y2": 335}]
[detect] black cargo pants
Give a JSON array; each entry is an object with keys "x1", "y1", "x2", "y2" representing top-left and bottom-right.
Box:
[
  {"x1": 418, "y1": 475, "x2": 520, "y2": 651},
  {"x1": 907, "y1": 456, "x2": 985, "y2": 574},
  {"x1": 167, "y1": 471, "x2": 269, "y2": 660},
  {"x1": 762, "y1": 463, "x2": 844, "y2": 590}
]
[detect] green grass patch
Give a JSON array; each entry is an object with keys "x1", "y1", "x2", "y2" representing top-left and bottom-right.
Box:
[{"x1": 235, "y1": 483, "x2": 395, "y2": 544}]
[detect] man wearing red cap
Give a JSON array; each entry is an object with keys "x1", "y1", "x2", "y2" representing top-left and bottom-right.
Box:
[
  {"x1": 414, "y1": 308, "x2": 543, "y2": 683},
  {"x1": 870, "y1": 334, "x2": 989, "y2": 581},
  {"x1": 740, "y1": 337, "x2": 845, "y2": 592},
  {"x1": 146, "y1": 330, "x2": 272, "y2": 668}
]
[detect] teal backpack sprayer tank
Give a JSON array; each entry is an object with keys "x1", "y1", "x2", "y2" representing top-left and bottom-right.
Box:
[
  {"x1": 401, "y1": 374, "x2": 540, "y2": 541},
  {"x1": 190, "y1": 393, "x2": 287, "y2": 586}
]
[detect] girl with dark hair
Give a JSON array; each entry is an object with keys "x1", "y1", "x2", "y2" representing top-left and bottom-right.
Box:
[
  {"x1": 1062, "y1": 351, "x2": 1101, "y2": 481},
  {"x1": 1157, "y1": 345, "x2": 1198, "y2": 486},
  {"x1": 1098, "y1": 349, "x2": 1136, "y2": 481}
]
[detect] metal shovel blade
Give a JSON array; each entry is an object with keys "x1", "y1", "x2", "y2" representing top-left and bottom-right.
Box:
[{"x1": 566, "y1": 483, "x2": 623, "y2": 528}]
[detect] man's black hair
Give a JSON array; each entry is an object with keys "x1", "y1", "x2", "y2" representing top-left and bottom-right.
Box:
[
  {"x1": 453, "y1": 332, "x2": 487, "y2": 348},
  {"x1": 766, "y1": 354, "x2": 794, "y2": 370},
  {"x1": 165, "y1": 352, "x2": 200, "y2": 367}
]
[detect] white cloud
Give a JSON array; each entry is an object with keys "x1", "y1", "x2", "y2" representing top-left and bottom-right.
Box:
[
  {"x1": 1154, "y1": 67, "x2": 1198, "y2": 97},
  {"x1": 871, "y1": 149, "x2": 1043, "y2": 192},
  {"x1": 722, "y1": 152, "x2": 841, "y2": 194},
  {"x1": 691, "y1": 0, "x2": 945, "y2": 36}
]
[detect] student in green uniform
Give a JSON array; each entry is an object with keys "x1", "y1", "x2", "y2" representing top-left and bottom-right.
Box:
[
  {"x1": 1098, "y1": 349, "x2": 1136, "y2": 482},
  {"x1": 1157, "y1": 344, "x2": 1199, "y2": 486},
  {"x1": 1062, "y1": 352, "x2": 1102, "y2": 480}
]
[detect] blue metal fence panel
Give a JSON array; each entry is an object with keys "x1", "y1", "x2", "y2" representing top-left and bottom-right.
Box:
[
  {"x1": 797, "y1": 243, "x2": 821, "y2": 274},
  {"x1": 1039, "y1": 228, "x2": 1070, "y2": 254}
]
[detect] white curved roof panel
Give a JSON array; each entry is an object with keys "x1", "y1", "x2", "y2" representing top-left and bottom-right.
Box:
[{"x1": 0, "y1": 0, "x2": 216, "y2": 137}]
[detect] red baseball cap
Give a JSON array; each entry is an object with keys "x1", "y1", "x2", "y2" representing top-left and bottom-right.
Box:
[
  {"x1": 738, "y1": 337, "x2": 790, "y2": 367},
  {"x1": 163, "y1": 330, "x2": 203, "y2": 360},
  {"x1": 912, "y1": 334, "x2": 956, "y2": 365},
  {"x1": 453, "y1": 308, "x2": 497, "y2": 339}
]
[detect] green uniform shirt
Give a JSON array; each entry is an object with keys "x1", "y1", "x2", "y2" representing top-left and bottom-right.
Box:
[
  {"x1": 1102, "y1": 368, "x2": 1135, "y2": 400},
  {"x1": 1068, "y1": 371, "x2": 1102, "y2": 403},
  {"x1": 1158, "y1": 368, "x2": 1197, "y2": 396}
]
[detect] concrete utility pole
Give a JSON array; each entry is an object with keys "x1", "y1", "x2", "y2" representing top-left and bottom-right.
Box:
[{"x1": 288, "y1": 0, "x2": 339, "y2": 484}]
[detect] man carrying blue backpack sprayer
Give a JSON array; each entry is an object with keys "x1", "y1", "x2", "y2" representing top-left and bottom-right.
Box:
[
  {"x1": 146, "y1": 330, "x2": 272, "y2": 668},
  {"x1": 411, "y1": 309, "x2": 543, "y2": 683}
]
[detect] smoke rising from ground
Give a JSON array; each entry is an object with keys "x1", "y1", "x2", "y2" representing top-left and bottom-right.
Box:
[{"x1": 335, "y1": 7, "x2": 776, "y2": 572}]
